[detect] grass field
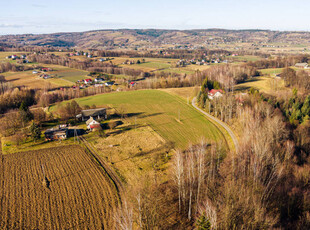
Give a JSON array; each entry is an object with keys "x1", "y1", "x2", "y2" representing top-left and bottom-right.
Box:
[
  {"x1": 42, "y1": 64, "x2": 90, "y2": 83},
  {"x1": 0, "y1": 145, "x2": 119, "y2": 229},
  {"x1": 260, "y1": 68, "x2": 284, "y2": 75},
  {"x1": 160, "y1": 87, "x2": 200, "y2": 100},
  {"x1": 2, "y1": 71, "x2": 60, "y2": 89},
  {"x1": 86, "y1": 124, "x2": 170, "y2": 185},
  {"x1": 52, "y1": 90, "x2": 226, "y2": 149},
  {"x1": 1, "y1": 63, "x2": 90, "y2": 88},
  {"x1": 230, "y1": 55, "x2": 262, "y2": 62},
  {"x1": 235, "y1": 76, "x2": 285, "y2": 94},
  {"x1": 0, "y1": 52, "x2": 26, "y2": 61}
]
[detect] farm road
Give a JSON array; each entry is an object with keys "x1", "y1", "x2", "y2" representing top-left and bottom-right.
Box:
[
  {"x1": 79, "y1": 136, "x2": 124, "y2": 200},
  {"x1": 192, "y1": 97, "x2": 239, "y2": 152}
]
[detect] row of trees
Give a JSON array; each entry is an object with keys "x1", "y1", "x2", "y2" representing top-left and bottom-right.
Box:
[
  {"x1": 281, "y1": 67, "x2": 310, "y2": 91},
  {"x1": 248, "y1": 55, "x2": 309, "y2": 69},
  {"x1": 0, "y1": 62, "x2": 33, "y2": 73},
  {"x1": 201, "y1": 64, "x2": 259, "y2": 89}
]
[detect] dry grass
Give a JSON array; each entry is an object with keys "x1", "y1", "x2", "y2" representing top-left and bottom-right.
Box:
[
  {"x1": 235, "y1": 76, "x2": 285, "y2": 95},
  {"x1": 160, "y1": 87, "x2": 200, "y2": 100},
  {"x1": 87, "y1": 124, "x2": 170, "y2": 185},
  {"x1": 2, "y1": 71, "x2": 58, "y2": 89}
]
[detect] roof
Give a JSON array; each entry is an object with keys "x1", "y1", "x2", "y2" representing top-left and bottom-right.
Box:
[
  {"x1": 209, "y1": 89, "x2": 223, "y2": 96},
  {"x1": 86, "y1": 117, "x2": 94, "y2": 126},
  {"x1": 84, "y1": 79, "x2": 92, "y2": 82},
  {"x1": 295, "y1": 63, "x2": 308, "y2": 67},
  {"x1": 80, "y1": 108, "x2": 106, "y2": 118}
]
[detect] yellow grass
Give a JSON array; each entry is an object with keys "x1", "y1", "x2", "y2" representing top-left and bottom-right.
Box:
[
  {"x1": 235, "y1": 76, "x2": 285, "y2": 95},
  {"x1": 160, "y1": 87, "x2": 200, "y2": 100},
  {"x1": 2, "y1": 71, "x2": 58, "y2": 89},
  {"x1": 87, "y1": 124, "x2": 169, "y2": 185}
]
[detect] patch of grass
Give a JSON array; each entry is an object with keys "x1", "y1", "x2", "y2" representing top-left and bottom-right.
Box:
[
  {"x1": 235, "y1": 76, "x2": 285, "y2": 95},
  {"x1": 86, "y1": 124, "x2": 170, "y2": 185},
  {"x1": 2, "y1": 71, "x2": 59, "y2": 89},
  {"x1": 160, "y1": 87, "x2": 200, "y2": 100},
  {"x1": 260, "y1": 68, "x2": 284, "y2": 75}
]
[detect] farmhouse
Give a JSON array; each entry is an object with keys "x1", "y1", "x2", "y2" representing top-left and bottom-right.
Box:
[
  {"x1": 105, "y1": 81, "x2": 114, "y2": 86},
  {"x1": 94, "y1": 78, "x2": 104, "y2": 83},
  {"x1": 76, "y1": 108, "x2": 107, "y2": 121},
  {"x1": 295, "y1": 63, "x2": 309, "y2": 69},
  {"x1": 84, "y1": 79, "x2": 92, "y2": 84},
  {"x1": 86, "y1": 117, "x2": 101, "y2": 131},
  {"x1": 44, "y1": 127, "x2": 68, "y2": 140},
  {"x1": 208, "y1": 89, "x2": 223, "y2": 100}
]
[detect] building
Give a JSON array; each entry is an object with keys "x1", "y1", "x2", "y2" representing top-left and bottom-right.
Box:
[
  {"x1": 44, "y1": 127, "x2": 68, "y2": 140},
  {"x1": 76, "y1": 108, "x2": 107, "y2": 121},
  {"x1": 94, "y1": 78, "x2": 104, "y2": 83},
  {"x1": 84, "y1": 79, "x2": 92, "y2": 84},
  {"x1": 86, "y1": 117, "x2": 101, "y2": 131},
  {"x1": 105, "y1": 81, "x2": 114, "y2": 86},
  {"x1": 295, "y1": 63, "x2": 309, "y2": 69},
  {"x1": 208, "y1": 89, "x2": 223, "y2": 100}
]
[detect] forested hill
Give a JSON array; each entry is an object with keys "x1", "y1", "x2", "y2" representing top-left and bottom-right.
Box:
[{"x1": 1, "y1": 29, "x2": 310, "y2": 49}]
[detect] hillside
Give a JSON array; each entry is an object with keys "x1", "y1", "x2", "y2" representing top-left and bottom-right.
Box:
[{"x1": 1, "y1": 29, "x2": 310, "y2": 49}]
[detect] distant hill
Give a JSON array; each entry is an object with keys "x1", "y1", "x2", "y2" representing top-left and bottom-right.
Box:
[{"x1": 1, "y1": 29, "x2": 310, "y2": 49}]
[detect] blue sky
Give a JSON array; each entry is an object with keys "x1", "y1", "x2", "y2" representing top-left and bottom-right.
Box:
[{"x1": 1, "y1": 0, "x2": 309, "y2": 35}]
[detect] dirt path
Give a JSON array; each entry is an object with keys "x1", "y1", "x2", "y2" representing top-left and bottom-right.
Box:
[
  {"x1": 192, "y1": 97, "x2": 239, "y2": 152},
  {"x1": 79, "y1": 136, "x2": 124, "y2": 200}
]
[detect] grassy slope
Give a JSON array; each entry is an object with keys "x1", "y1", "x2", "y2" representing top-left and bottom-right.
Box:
[{"x1": 53, "y1": 90, "x2": 226, "y2": 149}]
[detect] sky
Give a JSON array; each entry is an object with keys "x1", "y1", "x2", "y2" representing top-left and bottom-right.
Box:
[{"x1": 1, "y1": 0, "x2": 310, "y2": 35}]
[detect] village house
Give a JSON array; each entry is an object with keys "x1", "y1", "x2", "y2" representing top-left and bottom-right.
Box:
[
  {"x1": 84, "y1": 79, "x2": 93, "y2": 84},
  {"x1": 208, "y1": 89, "x2": 223, "y2": 100},
  {"x1": 94, "y1": 78, "x2": 104, "y2": 83},
  {"x1": 44, "y1": 127, "x2": 68, "y2": 141},
  {"x1": 105, "y1": 81, "x2": 114, "y2": 86},
  {"x1": 86, "y1": 117, "x2": 101, "y2": 131},
  {"x1": 295, "y1": 63, "x2": 309, "y2": 69},
  {"x1": 76, "y1": 108, "x2": 107, "y2": 121}
]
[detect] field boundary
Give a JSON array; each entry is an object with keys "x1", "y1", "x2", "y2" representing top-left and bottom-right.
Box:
[{"x1": 79, "y1": 136, "x2": 124, "y2": 202}]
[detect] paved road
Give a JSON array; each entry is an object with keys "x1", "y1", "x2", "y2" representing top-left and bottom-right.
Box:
[{"x1": 192, "y1": 97, "x2": 239, "y2": 152}]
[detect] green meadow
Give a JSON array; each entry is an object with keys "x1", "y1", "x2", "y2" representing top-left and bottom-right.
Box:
[{"x1": 52, "y1": 90, "x2": 227, "y2": 149}]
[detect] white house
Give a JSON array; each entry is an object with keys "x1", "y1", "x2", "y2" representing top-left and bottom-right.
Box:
[{"x1": 208, "y1": 89, "x2": 223, "y2": 100}]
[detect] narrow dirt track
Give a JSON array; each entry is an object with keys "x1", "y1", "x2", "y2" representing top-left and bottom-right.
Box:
[
  {"x1": 192, "y1": 97, "x2": 239, "y2": 152},
  {"x1": 79, "y1": 136, "x2": 124, "y2": 199}
]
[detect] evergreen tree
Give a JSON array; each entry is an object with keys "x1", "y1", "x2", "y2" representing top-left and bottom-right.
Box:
[
  {"x1": 301, "y1": 95, "x2": 310, "y2": 117},
  {"x1": 29, "y1": 122, "x2": 41, "y2": 142},
  {"x1": 196, "y1": 214, "x2": 211, "y2": 230}
]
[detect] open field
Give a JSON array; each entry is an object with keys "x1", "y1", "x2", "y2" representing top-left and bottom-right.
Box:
[
  {"x1": 229, "y1": 55, "x2": 263, "y2": 62},
  {"x1": 1, "y1": 64, "x2": 90, "y2": 88},
  {"x1": 235, "y1": 76, "x2": 285, "y2": 94},
  {"x1": 2, "y1": 71, "x2": 59, "y2": 89},
  {"x1": 86, "y1": 124, "x2": 170, "y2": 185},
  {"x1": 0, "y1": 145, "x2": 119, "y2": 229},
  {"x1": 51, "y1": 90, "x2": 227, "y2": 149},
  {"x1": 260, "y1": 68, "x2": 284, "y2": 75},
  {"x1": 41, "y1": 64, "x2": 90, "y2": 83},
  {"x1": 160, "y1": 87, "x2": 200, "y2": 100},
  {"x1": 0, "y1": 52, "x2": 26, "y2": 61}
]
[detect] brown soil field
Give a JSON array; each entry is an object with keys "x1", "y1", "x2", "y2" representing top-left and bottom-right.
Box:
[{"x1": 0, "y1": 145, "x2": 119, "y2": 229}]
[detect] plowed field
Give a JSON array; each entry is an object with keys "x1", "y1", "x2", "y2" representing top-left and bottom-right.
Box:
[{"x1": 0, "y1": 145, "x2": 119, "y2": 229}]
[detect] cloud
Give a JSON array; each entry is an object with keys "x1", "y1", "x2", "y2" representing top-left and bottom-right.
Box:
[{"x1": 0, "y1": 24, "x2": 25, "y2": 28}]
